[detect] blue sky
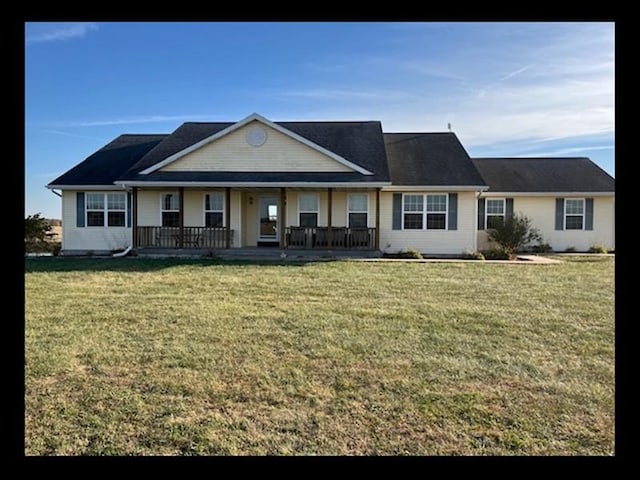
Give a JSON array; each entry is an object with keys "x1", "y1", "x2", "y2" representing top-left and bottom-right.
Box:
[{"x1": 25, "y1": 22, "x2": 614, "y2": 219}]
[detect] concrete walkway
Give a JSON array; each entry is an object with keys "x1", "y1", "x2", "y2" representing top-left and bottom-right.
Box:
[{"x1": 351, "y1": 255, "x2": 561, "y2": 264}]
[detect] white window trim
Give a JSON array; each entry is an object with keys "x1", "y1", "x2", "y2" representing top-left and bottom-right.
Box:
[
  {"x1": 564, "y1": 198, "x2": 585, "y2": 231},
  {"x1": 401, "y1": 193, "x2": 448, "y2": 231},
  {"x1": 85, "y1": 192, "x2": 127, "y2": 228},
  {"x1": 347, "y1": 193, "x2": 369, "y2": 228},
  {"x1": 485, "y1": 198, "x2": 506, "y2": 230},
  {"x1": 203, "y1": 192, "x2": 225, "y2": 227},
  {"x1": 298, "y1": 193, "x2": 320, "y2": 226},
  {"x1": 159, "y1": 192, "x2": 180, "y2": 226}
]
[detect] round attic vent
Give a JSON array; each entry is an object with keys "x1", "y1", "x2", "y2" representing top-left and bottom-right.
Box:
[{"x1": 246, "y1": 126, "x2": 267, "y2": 147}]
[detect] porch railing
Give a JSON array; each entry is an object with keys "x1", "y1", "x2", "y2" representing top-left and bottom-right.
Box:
[
  {"x1": 136, "y1": 226, "x2": 233, "y2": 249},
  {"x1": 285, "y1": 227, "x2": 376, "y2": 250}
]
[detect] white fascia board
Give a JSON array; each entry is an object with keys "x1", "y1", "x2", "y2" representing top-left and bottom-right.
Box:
[
  {"x1": 115, "y1": 181, "x2": 390, "y2": 188},
  {"x1": 46, "y1": 184, "x2": 126, "y2": 190},
  {"x1": 139, "y1": 112, "x2": 374, "y2": 176},
  {"x1": 382, "y1": 185, "x2": 489, "y2": 192},
  {"x1": 480, "y1": 191, "x2": 615, "y2": 197}
]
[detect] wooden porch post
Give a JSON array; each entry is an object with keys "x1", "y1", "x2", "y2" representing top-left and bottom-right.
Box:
[
  {"x1": 375, "y1": 188, "x2": 381, "y2": 250},
  {"x1": 178, "y1": 187, "x2": 184, "y2": 248},
  {"x1": 132, "y1": 187, "x2": 138, "y2": 248},
  {"x1": 225, "y1": 187, "x2": 231, "y2": 249},
  {"x1": 327, "y1": 188, "x2": 333, "y2": 249},
  {"x1": 280, "y1": 187, "x2": 286, "y2": 248}
]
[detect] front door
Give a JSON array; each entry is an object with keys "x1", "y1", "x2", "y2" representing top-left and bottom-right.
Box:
[{"x1": 258, "y1": 196, "x2": 278, "y2": 243}]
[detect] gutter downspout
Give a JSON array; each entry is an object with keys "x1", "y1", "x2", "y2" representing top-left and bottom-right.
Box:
[{"x1": 112, "y1": 245, "x2": 132, "y2": 258}]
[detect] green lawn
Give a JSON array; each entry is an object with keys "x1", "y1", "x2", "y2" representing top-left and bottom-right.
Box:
[{"x1": 25, "y1": 256, "x2": 615, "y2": 455}]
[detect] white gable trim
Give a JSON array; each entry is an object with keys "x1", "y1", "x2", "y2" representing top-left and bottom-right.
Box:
[{"x1": 139, "y1": 113, "x2": 374, "y2": 176}]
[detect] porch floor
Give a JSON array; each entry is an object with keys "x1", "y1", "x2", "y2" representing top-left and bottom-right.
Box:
[{"x1": 136, "y1": 247, "x2": 382, "y2": 260}]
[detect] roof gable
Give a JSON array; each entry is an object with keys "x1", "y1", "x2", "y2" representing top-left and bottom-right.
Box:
[
  {"x1": 471, "y1": 157, "x2": 615, "y2": 192},
  {"x1": 159, "y1": 119, "x2": 355, "y2": 173},
  {"x1": 140, "y1": 113, "x2": 373, "y2": 175}
]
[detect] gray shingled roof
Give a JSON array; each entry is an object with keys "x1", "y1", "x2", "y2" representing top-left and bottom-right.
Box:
[
  {"x1": 471, "y1": 157, "x2": 615, "y2": 192},
  {"x1": 384, "y1": 133, "x2": 487, "y2": 186},
  {"x1": 47, "y1": 134, "x2": 167, "y2": 186},
  {"x1": 119, "y1": 121, "x2": 390, "y2": 183}
]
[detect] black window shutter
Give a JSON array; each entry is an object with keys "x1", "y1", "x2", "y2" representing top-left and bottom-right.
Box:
[
  {"x1": 76, "y1": 192, "x2": 85, "y2": 227},
  {"x1": 505, "y1": 198, "x2": 514, "y2": 220},
  {"x1": 477, "y1": 198, "x2": 485, "y2": 230},
  {"x1": 448, "y1": 193, "x2": 458, "y2": 230},
  {"x1": 392, "y1": 193, "x2": 402, "y2": 230},
  {"x1": 555, "y1": 198, "x2": 564, "y2": 230},
  {"x1": 127, "y1": 192, "x2": 132, "y2": 228},
  {"x1": 585, "y1": 198, "x2": 594, "y2": 230}
]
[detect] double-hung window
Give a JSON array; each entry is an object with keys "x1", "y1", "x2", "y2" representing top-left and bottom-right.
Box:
[
  {"x1": 348, "y1": 194, "x2": 369, "y2": 228},
  {"x1": 565, "y1": 199, "x2": 585, "y2": 230},
  {"x1": 161, "y1": 193, "x2": 180, "y2": 227},
  {"x1": 205, "y1": 193, "x2": 224, "y2": 227},
  {"x1": 299, "y1": 193, "x2": 319, "y2": 227},
  {"x1": 426, "y1": 194, "x2": 447, "y2": 230},
  {"x1": 86, "y1": 192, "x2": 126, "y2": 227},
  {"x1": 403, "y1": 195, "x2": 424, "y2": 229},
  {"x1": 486, "y1": 199, "x2": 505, "y2": 229},
  {"x1": 403, "y1": 194, "x2": 447, "y2": 230}
]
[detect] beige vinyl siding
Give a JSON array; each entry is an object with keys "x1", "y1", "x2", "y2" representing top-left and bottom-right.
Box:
[
  {"x1": 61, "y1": 190, "x2": 131, "y2": 252},
  {"x1": 160, "y1": 120, "x2": 353, "y2": 173},
  {"x1": 136, "y1": 189, "x2": 161, "y2": 227},
  {"x1": 379, "y1": 191, "x2": 477, "y2": 255},
  {"x1": 477, "y1": 196, "x2": 615, "y2": 252}
]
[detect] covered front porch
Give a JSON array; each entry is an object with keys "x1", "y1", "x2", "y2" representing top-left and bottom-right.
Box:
[{"x1": 131, "y1": 186, "x2": 380, "y2": 251}]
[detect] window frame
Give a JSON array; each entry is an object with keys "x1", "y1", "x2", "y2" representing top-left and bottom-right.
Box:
[
  {"x1": 160, "y1": 192, "x2": 180, "y2": 227},
  {"x1": 298, "y1": 193, "x2": 319, "y2": 227},
  {"x1": 485, "y1": 198, "x2": 506, "y2": 230},
  {"x1": 401, "y1": 193, "x2": 448, "y2": 231},
  {"x1": 203, "y1": 192, "x2": 225, "y2": 228},
  {"x1": 564, "y1": 198, "x2": 585, "y2": 231},
  {"x1": 425, "y1": 194, "x2": 448, "y2": 231},
  {"x1": 347, "y1": 193, "x2": 369, "y2": 228},
  {"x1": 85, "y1": 192, "x2": 127, "y2": 228}
]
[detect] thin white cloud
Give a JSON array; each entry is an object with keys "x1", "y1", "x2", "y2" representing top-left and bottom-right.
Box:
[
  {"x1": 47, "y1": 114, "x2": 219, "y2": 128},
  {"x1": 499, "y1": 65, "x2": 533, "y2": 82},
  {"x1": 26, "y1": 22, "x2": 98, "y2": 45},
  {"x1": 43, "y1": 130, "x2": 107, "y2": 141},
  {"x1": 518, "y1": 145, "x2": 613, "y2": 157}
]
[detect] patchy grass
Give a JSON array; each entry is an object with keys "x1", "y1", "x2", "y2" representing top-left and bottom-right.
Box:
[{"x1": 25, "y1": 256, "x2": 614, "y2": 455}]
